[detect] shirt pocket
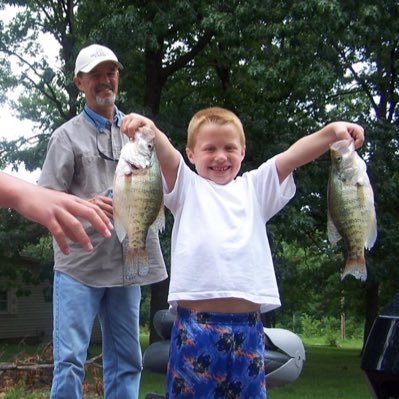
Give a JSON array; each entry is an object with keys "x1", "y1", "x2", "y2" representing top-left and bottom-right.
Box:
[{"x1": 75, "y1": 154, "x2": 112, "y2": 197}]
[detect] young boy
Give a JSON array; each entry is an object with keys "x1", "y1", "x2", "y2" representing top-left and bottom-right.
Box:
[{"x1": 122, "y1": 108, "x2": 364, "y2": 398}]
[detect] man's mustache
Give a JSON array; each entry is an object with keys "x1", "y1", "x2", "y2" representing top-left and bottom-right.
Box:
[{"x1": 96, "y1": 84, "x2": 114, "y2": 92}]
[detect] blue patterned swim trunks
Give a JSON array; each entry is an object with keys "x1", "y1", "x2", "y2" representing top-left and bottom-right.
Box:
[{"x1": 166, "y1": 307, "x2": 267, "y2": 398}]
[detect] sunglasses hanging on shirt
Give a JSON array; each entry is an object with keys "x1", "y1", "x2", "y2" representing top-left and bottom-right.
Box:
[{"x1": 84, "y1": 108, "x2": 119, "y2": 162}]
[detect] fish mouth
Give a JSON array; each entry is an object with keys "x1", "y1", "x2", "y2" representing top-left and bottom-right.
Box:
[
  {"x1": 330, "y1": 139, "x2": 354, "y2": 153},
  {"x1": 127, "y1": 161, "x2": 140, "y2": 170}
]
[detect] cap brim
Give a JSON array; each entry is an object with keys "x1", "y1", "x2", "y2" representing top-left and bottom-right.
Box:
[{"x1": 77, "y1": 59, "x2": 123, "y2": 75}]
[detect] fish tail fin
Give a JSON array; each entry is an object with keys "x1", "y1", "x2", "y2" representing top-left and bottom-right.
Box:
[
  {"x1": 125, "y1": 248, "x2": 150, "y2": 280},
  {"x1": 341, "y1": 258, "x2": 367, "y2": 282}
]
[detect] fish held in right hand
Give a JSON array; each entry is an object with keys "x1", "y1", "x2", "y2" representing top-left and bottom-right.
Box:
[{"x1": 327, "y1": 139, "x2": 377, "y2": 282}]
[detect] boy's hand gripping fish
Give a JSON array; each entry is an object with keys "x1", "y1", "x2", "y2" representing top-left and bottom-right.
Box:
[
  {"x1": 113, "y1": 127, "x2": 164, "y2": 279},
  {"x1": 327, "y1": 139, "x2": 377, "y2": 282}
]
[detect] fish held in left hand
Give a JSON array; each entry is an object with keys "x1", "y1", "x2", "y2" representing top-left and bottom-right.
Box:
[
  {"x1": 327, "y1": 139, "x2": 377, "y2": 282},
  {"x1": 113, "y1": 127, "x2": 164, "y2": 279}
]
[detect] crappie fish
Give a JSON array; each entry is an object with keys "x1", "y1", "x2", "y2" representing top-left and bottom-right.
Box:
[
  {"x1": 113, "y1": 127, "x2": 164, "y2": 279},
  {"x1": 327, "y1": 139, "x2": 377, "y2": 282}
]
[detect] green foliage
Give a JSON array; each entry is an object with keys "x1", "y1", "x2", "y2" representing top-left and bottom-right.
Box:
[
  {"x1": 293, "y1": 312, "x2": 363, "y2": 347},
  {"x1": 321, "y1": 316, "x2": 340, "y2": 347},
  {"x1": 299, "y1": 314, "x2": 322, "y2": 338},
  {"x1": 345, "y1": 319, "x2": 364, "y2": 340}
]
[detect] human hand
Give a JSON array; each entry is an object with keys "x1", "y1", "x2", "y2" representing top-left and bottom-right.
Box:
[
  {"x1": 16, "y1": 186, "x2": 112, "y2": 255},
  {"x1": 88, "y1": 195, "x2": 114, "y2": 219},
  {"x1": 121, "y1": 113, "x2": 157, "y2": 139},
  {"x1": 330, "y1": 121, "x2": 365, "y2": 150}
]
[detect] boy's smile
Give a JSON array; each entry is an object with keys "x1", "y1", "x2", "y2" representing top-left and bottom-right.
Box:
[{"x1": 186, "y1": 122, "x2": 245, "y2": 185}]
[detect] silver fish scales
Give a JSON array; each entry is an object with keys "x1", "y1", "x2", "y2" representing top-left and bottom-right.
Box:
[
  {"x1": 327, "y1": 139, "x2": 377, "y2": 282},
  {"x1": 113, "y1": 127, "x2": 164, "y2": 279}
]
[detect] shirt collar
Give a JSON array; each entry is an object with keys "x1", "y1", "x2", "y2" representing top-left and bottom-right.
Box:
[{"x1": 83, "y1": 105, "x2": 122, "y2": 130}]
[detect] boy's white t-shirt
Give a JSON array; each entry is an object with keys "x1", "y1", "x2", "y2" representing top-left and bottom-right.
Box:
[{"x1": 163, "y1": 155, "x2": 296, "y2": 314}]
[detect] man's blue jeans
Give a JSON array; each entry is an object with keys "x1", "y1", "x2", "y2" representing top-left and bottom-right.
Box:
[{"x1": 50, "y1": 271, "x2": 142, "y2": 399}]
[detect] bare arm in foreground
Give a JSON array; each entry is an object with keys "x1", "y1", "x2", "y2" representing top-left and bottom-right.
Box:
[{"x1": 1, "y1": 172, "x2": 112, "y2": 254}]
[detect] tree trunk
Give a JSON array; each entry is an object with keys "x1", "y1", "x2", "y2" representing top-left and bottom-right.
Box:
[
  {"x1": 363, "y1": 280, "x2": 379, "y2": 351},
  {"x1": 144, "y1": 47, "x2": 165, "y2": 117}
]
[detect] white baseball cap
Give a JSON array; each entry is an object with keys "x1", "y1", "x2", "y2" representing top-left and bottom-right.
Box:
[{"x1": 74, "y1": 44, "x2": 123, "y2": 77}]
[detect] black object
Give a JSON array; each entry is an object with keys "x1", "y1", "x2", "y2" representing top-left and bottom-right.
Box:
[
  {"x1": 143, "y1": 309, "x2": 306, "y2": 399},
  {"x1": 362, "y1": 293, "x2": 399, "y2": 399}
]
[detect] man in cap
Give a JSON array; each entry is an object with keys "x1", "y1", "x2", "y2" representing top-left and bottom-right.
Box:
[{"x1": 39, "y1": 44, "x2": 167, "y2": 399}]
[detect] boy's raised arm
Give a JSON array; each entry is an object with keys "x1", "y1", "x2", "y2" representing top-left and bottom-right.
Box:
[
  {"x1": 121, "y1": 113, "x2": 181, "y2": 192},
  {"x1": 275, "y1": 121, "x2": 364, "y2": 183}
]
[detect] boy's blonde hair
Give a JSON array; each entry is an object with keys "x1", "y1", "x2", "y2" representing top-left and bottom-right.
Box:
[{"x1": 187, "y1": 107, "x2": 246, "y2": 150}]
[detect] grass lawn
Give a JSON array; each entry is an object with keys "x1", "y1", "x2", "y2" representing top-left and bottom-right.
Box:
[
  {"x1": 0, "y1": 337, "x2": 373, "y2": 398},
  {"x1": 139, "y1": 338, "x2": 372, "y2": 399},
  {"x1": 268, "y1": 344, "x2": 372, "y2": 399}
]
